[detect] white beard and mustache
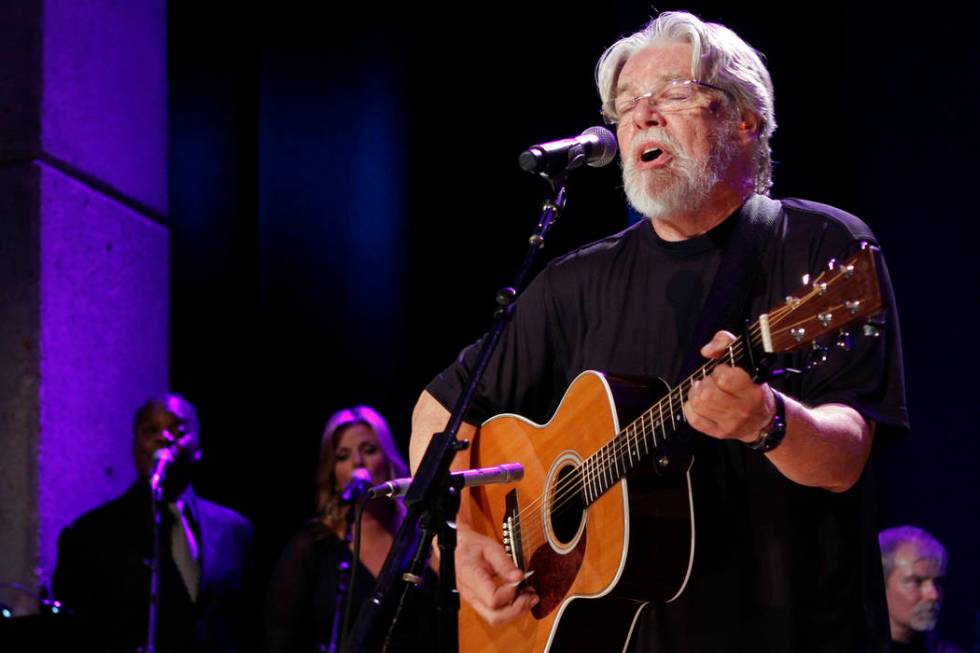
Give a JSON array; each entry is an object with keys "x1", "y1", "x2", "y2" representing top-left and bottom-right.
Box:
[
  {"x1": 622, "y1": 120, "x2": 740, "y2": 222},
  {"x1": 909, "y1": 600, "x2": 942, "y2": 632}
]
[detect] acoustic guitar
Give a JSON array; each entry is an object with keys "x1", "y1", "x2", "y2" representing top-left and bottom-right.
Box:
[{"x1": 458, "y1": 244, "x2": 884, "y2": 653}]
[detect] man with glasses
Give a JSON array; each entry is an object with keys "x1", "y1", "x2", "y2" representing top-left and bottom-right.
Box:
[
  {"x1": 52, "y1": 394, "x2": 254, "y2": 653},
  {"x1": 411, "y1": 11, "x2": 907, "y2": 652}
]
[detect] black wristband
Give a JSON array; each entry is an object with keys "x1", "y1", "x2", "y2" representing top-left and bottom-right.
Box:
[{"x1": 747, "y1": 387, "x2": 786, "y2": 453}]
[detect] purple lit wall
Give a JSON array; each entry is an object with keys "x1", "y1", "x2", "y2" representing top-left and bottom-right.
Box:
[{"x1": 0, "y1": 0, "x2": 168, "y2": 613}]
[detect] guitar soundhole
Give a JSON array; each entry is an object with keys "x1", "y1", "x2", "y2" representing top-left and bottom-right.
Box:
[{"x1": 550, "y1": 464, "x2": 585, "y2": 545}]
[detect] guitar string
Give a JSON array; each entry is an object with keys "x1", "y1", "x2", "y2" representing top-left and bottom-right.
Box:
[
  {"x1": 511, "y1": 334, "x2": 760, "y2": 553},
  {"x1": 511, "y1": 297, "x2": 820, "y2": 553},
  {"x1": 512, "y1": 316, "x2": 771, "y2": 520},
  {"x1": 510, "y1": 318, "x2": 773, "y2": 528},
  {"x1": 504, "y1": 271, "x2": 861, "y2": 554},
  {"x1": 512, "y1": 349, "x2": 744, "y2": 553},
  {"x1": 517, "y1": 294, "x2": 861, "y2": 553}
]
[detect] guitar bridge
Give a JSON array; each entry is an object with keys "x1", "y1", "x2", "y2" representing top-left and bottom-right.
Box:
[{"x1": 502, "y1": 489, "x2": 525, "y2": 571}]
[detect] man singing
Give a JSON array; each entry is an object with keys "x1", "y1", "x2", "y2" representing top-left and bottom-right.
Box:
[
  {"x1": 411, "y1": 11, "x2": 907, "y2": 652},
  {"x1": 53, "y1": 394, "x2": 253, "y2": 653}
]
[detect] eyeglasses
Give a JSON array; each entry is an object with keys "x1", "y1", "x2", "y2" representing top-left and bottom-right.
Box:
[{"x1": 601, "y1": 79, "x2": 730, "y2": 125}]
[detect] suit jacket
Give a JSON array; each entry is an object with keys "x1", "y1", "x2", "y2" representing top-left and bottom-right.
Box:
[{"x1": 52, "y1": 481, "x2": 253, "y2": 653}]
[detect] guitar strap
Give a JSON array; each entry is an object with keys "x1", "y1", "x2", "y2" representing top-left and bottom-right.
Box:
[{"x1": 677, "y1": 194, "x2": 785, "y2": 380}]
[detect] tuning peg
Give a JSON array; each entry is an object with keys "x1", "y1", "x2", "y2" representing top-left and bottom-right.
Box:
[
  {"x1": 835, "y1": 330, "x2": 853, "y2": 351},
  {"x1": 826, "y1": 258, "x2": 838, "y2": 271},
  {"x1": 808, "y1": 341, "x2": 829, "y2": 368},
  {"x1": 862, "y1": 318, "x2": 885, "y2": 338}
]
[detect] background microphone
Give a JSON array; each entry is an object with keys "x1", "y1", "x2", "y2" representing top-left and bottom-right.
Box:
[
  {"x1": 149, "y1": 447, "x2": 177, "y2": 496},
  {"x1": 518, "y1": 126, "x2": 617, "y2": 176},
  {"x1": 368, "y1": 463, "x2": 524, "y2": 499},
  {"x1": 340, "y1": 467, "x2": 373, "y2": 504}
]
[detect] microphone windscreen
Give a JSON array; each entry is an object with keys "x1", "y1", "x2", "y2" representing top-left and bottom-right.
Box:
[
  {"x1": 582, "y1": 126, "x2": 618, "y2": 168},
  {"x1": 351, "y1": 468, "x2": 372, "y2": 485},
  {"x1": 152, "y1": 447, "x2": 176, "y2": 463}
]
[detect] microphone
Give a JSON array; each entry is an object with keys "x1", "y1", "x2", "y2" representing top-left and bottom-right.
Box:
[
  {"x1": 149, "y1": 446, "x2": 177, "y2": 496},
  {"x1": 518, "y1": 126, "x2": 617, "y2": 176},
  {"x1": 367, "y1": 463, "x2": 524, "y2": 499},
  {"x1": 340, "y1": 467, "x2": 373, "y2": 505}
]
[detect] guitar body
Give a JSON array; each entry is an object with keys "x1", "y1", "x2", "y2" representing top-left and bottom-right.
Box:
[{"x1": 458, "y1": 371, "x2": 695, "y2": 653}]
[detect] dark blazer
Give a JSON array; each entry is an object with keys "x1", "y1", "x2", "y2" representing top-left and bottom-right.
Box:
[{"x1": 52, "y1": 481, "x2": 253, "y2": 653}]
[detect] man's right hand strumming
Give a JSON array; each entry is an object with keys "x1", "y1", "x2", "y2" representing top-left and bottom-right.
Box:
[
  {"x1": 410, "y1": 390, "x2": 537, "y2": 627},
  {"x1": 455, "y1": 523, "x2": 538, "y2": 627}
]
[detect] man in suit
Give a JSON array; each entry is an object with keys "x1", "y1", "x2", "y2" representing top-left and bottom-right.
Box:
[{"x1": 53, "y1": 394, "x2": 254, "y2": 653}]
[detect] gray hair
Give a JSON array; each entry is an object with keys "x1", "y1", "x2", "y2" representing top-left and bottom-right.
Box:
[
  {"x1": 595, "y1": 11, "x2": 776, "y2": 193},
  {"x1": 879, "y1": 525, "x2": 948, "y2": 580}
]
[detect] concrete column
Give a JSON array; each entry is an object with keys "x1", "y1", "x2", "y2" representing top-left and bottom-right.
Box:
[{"x1": 0, "y1": 0, "x2": 168, "y2": 614}]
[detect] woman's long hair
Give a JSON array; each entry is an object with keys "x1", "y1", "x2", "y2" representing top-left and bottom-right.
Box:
[{"x1": 313, "y1": 405, "x2": 409, "y2": 532}]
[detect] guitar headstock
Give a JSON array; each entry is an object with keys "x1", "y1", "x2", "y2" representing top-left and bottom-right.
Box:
[{"x1": 759, "y1": 243, "x2": 884, "y2": 354}]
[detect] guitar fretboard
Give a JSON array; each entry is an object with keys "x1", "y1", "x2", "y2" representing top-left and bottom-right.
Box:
[{"x1": 579, "y1": 339, "x2": 748, "y2": 505}]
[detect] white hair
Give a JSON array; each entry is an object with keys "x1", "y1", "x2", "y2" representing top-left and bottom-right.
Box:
[
  {"x1": 879, "y1": 525, "x2": 948, "y2": 580},
  {"x1": 596, "y1": 11, "x2": 776, "y2": 193}
]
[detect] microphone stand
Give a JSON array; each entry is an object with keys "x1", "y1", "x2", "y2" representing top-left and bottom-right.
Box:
[
  {"x1": 325, "y1": 499, "x2": 359, "y2": 653},
  {"x1": 146, "y1": 481, "x2": 165, "y2": 653},
  {"x1": 341, "y1": 172, "x2": 570, "y2": 653}
]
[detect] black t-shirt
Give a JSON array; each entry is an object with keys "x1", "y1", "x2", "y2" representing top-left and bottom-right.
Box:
[
  {"x1": 51, "y1": 483, "x2": 254, "y2": 653},
  {"x1": 426, "y1": 196, "x2": 909, "y2": 653}
]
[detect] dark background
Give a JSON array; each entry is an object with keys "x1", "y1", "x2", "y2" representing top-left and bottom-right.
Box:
[{"x1": 169, "y1": 2, "x2": 980, "y2": 648}]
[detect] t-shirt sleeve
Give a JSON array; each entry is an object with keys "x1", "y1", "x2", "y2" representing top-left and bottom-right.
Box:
[{"x1": 425, "y1": 266, "x2": 566, "y2": 425}]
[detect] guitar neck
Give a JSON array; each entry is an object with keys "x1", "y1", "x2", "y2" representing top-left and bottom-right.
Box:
[
  {"x1": 576, "y1": 244, "x2": 884, "y2": 507},
  {"x1": 579, "y1": 328, "x2": 757, "y2": 506}
]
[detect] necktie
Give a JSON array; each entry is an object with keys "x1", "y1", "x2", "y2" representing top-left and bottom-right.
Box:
[{"x1": 169, "y1": 500, "x2": 200, "y2": 602}]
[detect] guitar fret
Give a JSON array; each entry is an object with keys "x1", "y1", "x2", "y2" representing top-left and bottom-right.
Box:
[
  {"x1": 591, "y1": 451, "x2": 599, "y2": 497},
  {"x1": 587, "y1": 459, "x2": 594, "y2": 504},
  {"x1": 608, "y1": 442, "x2": 617, "y2": 483},
  {"x1": 626, "y1": 428, "x2": 634, "y2": 468},
  {"x1": 613, "y1": 440, "x2": 621, "y2": 477},
  {"x1": 581, "y1": 458, "x2": 589, "y2": 504},
  {"x1": 657, "y1": 402, "x2": 665, "y2": 445},
  {"x1": 589, "y1": 453, "x2": 597, "y2": 499},
  {"x1": 641, "y1": 413, "x2": 650, "y2": 455},
  {"x1": 585, "y1": 459, "x2": 596, "y2": 503},
  {"x1": 589, "y1": 456, "x2": 596, "y2": 503},
  {"x1": 600, "y1": 445, "x2": 609, "y2": 491},
  {"x1": 607, "y1": 444, "x2": 613, "y2": 488}
]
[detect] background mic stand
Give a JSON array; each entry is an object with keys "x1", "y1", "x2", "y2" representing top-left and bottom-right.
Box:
[
  {"x1": 341, "y1": 171, "x2": 570, "y2": 653},
  {"x1": 325, "y1": 497, "x2": 359, "y2": 653},
  {"x1": 145, "y1": 481, "x2": 164, "y2": 653}
]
